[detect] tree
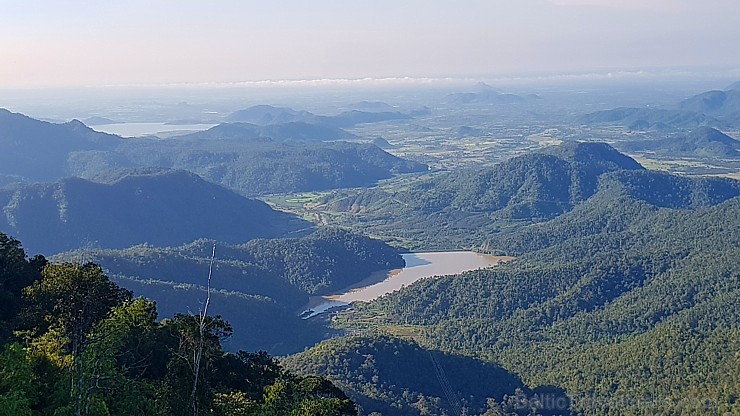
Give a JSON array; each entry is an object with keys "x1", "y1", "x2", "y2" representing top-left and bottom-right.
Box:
[
  {"x1": 0, "y1": 232, "x2": 44, "y2": 341},
  {"x1": 161, "y1": 314, "x2": 232, "y2": 416},
  {"x1": 261, "y1": 375, "x2": 358, "y2": 416},
  {"x1": 84, "y1": 298, "x2": 169, "y2": 416},
  {"x1": 0, "y1": 343, "x2": 35, "y2": 416},
  {"x1": 22, "y1": 262, "x2": 131, "y2": 416},
  {"x1": 214, "y1": 351, "x2": 283, "y2": 400}
]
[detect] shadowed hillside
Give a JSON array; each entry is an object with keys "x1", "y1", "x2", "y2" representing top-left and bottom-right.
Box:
[{"x1": 0, "y1": 169, "x2": 306, "y2": 255}]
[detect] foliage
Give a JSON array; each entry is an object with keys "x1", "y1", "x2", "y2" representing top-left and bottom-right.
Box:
[
  {"x1": 0, "y1": 233, "x2": 359, "y2": 415},
  {"x1": 0, "y1": 108, "x2": 426, "y2": 196},
  {"x1": 70, "y1": 139, "x2": 427, "y2": 197},
  {"x1": 284, "y1": 336, "x2": 563, "y2": 416},
  {"x1": 0, "y1": 233, "x2": 44, "y2": 341},
  {"x1": 318, "y1": 142, "x2": 650, "y2": 249},
  {"x1": 55, "y1": 227, "x2": 402, "y2": 353},
  {"x1": 333, "y1": 183, "x2": 740, "y2": 414},
  {"x1": 320, "y1": 146, "x2": 740, "y2": 250}
]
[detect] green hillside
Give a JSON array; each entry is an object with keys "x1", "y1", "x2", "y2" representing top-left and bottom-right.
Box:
[
  {"x1": 54, "y1": 228, "x2": 403, "y2": 353},
  {"x1": 72, "y1": 139, "x2": 428, "y2": 196},
  {"x1": 0, "y1": 169, "x2": 305, "y2": 255},
  {"x1": 0, "y1": 109, "x2": 428, "y2": 196},
  {"x1": 321, "y1": 142, "x2": 645, "y2": 248},
  {"x1": 0, "y1": 233, "x2": 358, "y2": 415},
  {"x1": 285, "y1": 336, "x2": 567, "y2": 416},
  {"x1": 323, "y1": 173, "x2": 740, "y2": 415}
]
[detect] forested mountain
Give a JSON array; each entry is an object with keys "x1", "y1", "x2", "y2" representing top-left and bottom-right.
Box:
[
  {"x1": 226, "y1": 104, "x2": 417, "y2": 127},
  {"x1": 322, "y1": 142, "x2": 645, "y2": 247},
  {"x1": 284, "y1": 336, "x2": 569, "y2": 416},
  {"x1": 580, "y1": 88, "x2": 740, "y2": 130},
  {"x1": 486, "y1": 170, "x2": 740, "y2": 255},
  {"x1": 679, "y1": 89, "x2": 740, "y2": 119},
  {"x1": 432, "y1": 142, "x2": 641, "y2": 218},
  {"x1": 578, "y1": 107, "x2": 713, "y2": 130},
  {"x1": 54, "y1": 228, "x2": 403, "y2": 353},
  {"x1": 0, "y1": 108, "x2": 121, "y2": 181},
  {"x1": 0, "y1": 110, "x2": 427, "y2": 195},
  {"x1": 83, "y1": 140, "x2": 428, "y2": 196},
  {"x1": 619, "y1": 127, "x2": 740, "y2": 158},
  {"x1": 176, "y1": 121, "x2": 355, "y2": 142},
  {"x1": 0, "y1": 232, "x2": 358, "y2": 415},
  {"x1": 225, "y1": 105, "x2": 314, "y2": 124},
  {"x1": 0, "y1": 169, "x2": 304, "y2": 255},
  {"x1": 319, "y1": 173, "x2": 740, "y2": 415},
  {"x1": 331, "y1": 142, "x2": 641, "y2": 218}
]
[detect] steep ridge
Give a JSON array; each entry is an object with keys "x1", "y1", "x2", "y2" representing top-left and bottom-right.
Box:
[
  {"x1": 0, "y1": 169, "x2": 305, "y2": 254},
  {"x1": 332, "y1": 172, "x2": 740, "y2": 414},
  {"x1": 0, "y1": 108, "x2": 122, "y2": 181}
]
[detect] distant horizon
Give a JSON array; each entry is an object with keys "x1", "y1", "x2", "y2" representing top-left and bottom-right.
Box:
[
  {"x1": 2, "y1": 66, "x2": 739, "y2": 91},
  {"x1": 3, "y1": 1, "x2": 740, "y2": 89}
]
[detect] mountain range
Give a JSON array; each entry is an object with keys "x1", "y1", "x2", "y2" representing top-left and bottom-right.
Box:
[
  {"x1": 579, "y1": 107, "x2": 713, "y2": 130},
  {"x1": 0, "y1": 169, "x2": 304, "y2": 255},
  {"x1": 321, "y1": 141, "x2": 739, "y2": 250},
  {"x1": 326, "y1": 142, "x2": 643, "y2": 222},
  {"x1": 292, "y1": 154, "x2": 740, "y2": 414},
  {"x1": 225, "y1": 104, "x2": 421, "y2": 128},
  {"x1": 619, "y1": 126, "x2": 740, "y2": 158},
  {"x1": 0, "y1": 108, "x2": 121, "y2": 181},
  {"x1": 0, "y1": 108, "x2": 428, "y2": 195},
  {"x1": 176, "y1": 121, "x2": 355, "y2": 141},
  {"x1": 580, "y1": 87, "x2": 740, "y2": 130}
]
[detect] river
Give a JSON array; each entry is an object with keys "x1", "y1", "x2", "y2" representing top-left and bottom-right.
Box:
[{"x1": 300, "y1": 251, "x2": 513, "y2": 319}]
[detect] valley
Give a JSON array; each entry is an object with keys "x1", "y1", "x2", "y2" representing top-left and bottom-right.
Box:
[
  {"x1": 1, "y1": 78, "x2": 739, "y2": 415},
  {"x1": 5, "y1": 2, "x2": 740, "y2": 415},
  {"x1": 300, "y1": 251, "x2": 513, "y2": 319}
]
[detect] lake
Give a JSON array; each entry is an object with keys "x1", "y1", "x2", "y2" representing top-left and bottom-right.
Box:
[
  {"x1": 300, "y1": 251, "x2": 513, "y2": 319},
  {"x1": 91, "y1": 122, "x2": 217, "y2": 138}
]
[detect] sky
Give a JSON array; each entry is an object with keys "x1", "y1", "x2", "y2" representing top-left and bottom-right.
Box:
[{"x1": 2, "y1": 0, "x2": 740, "y2": 88}]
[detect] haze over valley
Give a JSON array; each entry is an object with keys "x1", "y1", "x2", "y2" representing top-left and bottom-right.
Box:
[{"x1": 1, "y1": 1, "x2": 739, "y2": 415}]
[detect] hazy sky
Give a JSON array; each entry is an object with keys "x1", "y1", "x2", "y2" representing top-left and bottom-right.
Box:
[{"x1": 2, "y1": 0, "x2": 740, "y2": 88}]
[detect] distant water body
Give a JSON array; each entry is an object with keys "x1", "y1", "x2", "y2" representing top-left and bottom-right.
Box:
[
  {"x1": 300, "y1": 251, "x2": 513, "y2": 319},
  {"x1": 92, "y1": 122, "x2": 216, "y2": 138}
]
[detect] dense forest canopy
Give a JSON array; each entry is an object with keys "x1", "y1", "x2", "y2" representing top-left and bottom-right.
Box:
[
  {"x1": 318, "y1": 183, "x2": 740, "y2": 415},
  {"x1": 2, "y1": 82, "x2": 739, "y2": 416},
  {"x1": 53, "y1": 228, "x2": 404, "y2": 354},
  {"x1": 317, "y1": 141, "x2": 739, "y2": 250},
  {"x1": 0, "y1": 232, "x2": 359, "y2": 415}
]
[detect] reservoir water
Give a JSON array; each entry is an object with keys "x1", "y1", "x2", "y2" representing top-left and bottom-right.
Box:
[
  {"x1": 300, "y1": 251, "x2": 513, "y2": 319},
  {"x1": 92, "y1": 122, "x2": 217, "y2": 138}
]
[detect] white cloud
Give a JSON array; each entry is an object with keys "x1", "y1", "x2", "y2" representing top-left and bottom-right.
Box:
[{"x1": 546, "y1": 0, "x2": 687, "y2": 12}]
